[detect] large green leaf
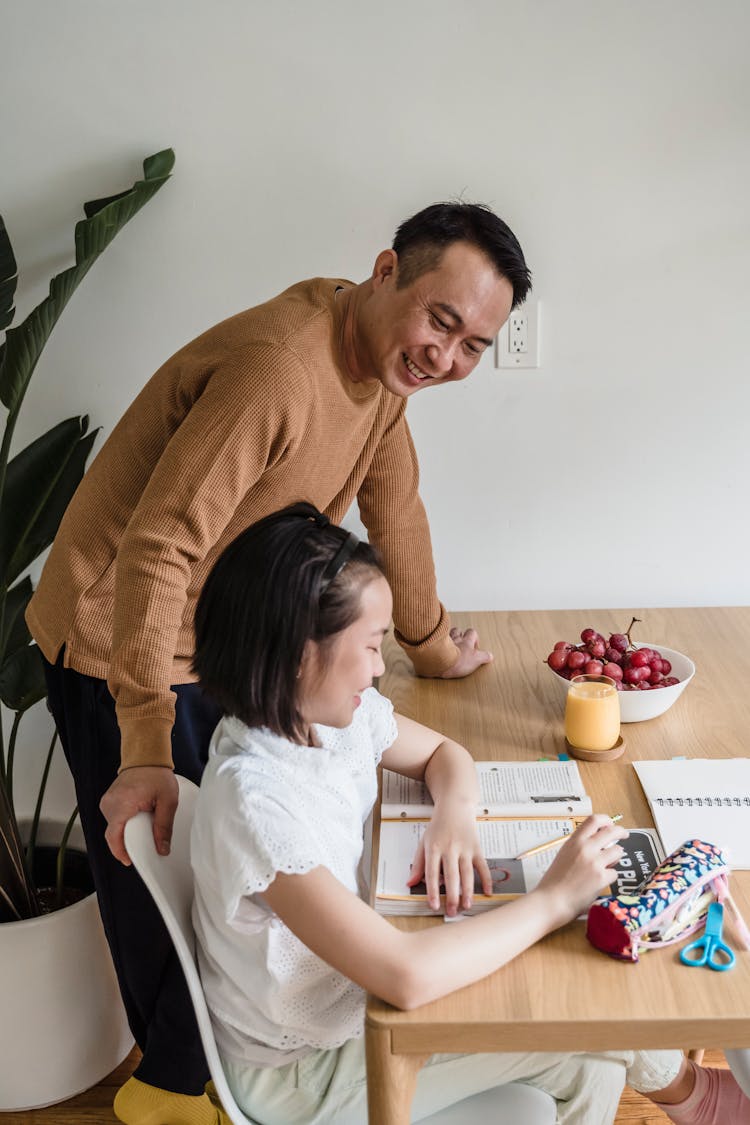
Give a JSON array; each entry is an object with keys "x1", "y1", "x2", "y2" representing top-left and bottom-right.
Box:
[
  {"x1": 0, "y1": 416, "x2": 98, "y2": 586},
  {"x1": 0, "y1": 642, "x2": 46, "y2": 712},
  {"x1": 0, "y1": 576, "x2": 33, "y2": 664},
  {"x1": 0, "y1": 148, "x2": 175, "y2": 415},
  {"x1": 0, "y1": 216, "x2": 17, "y2": 333}
]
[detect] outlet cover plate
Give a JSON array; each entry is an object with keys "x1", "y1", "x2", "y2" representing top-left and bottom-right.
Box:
[{"x1": 496, "y1": 301, "x2": 540, "y2": 369}]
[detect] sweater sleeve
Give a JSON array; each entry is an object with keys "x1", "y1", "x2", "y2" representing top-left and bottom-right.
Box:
[
  {"x1": 356, "y1": 403, "x2": 458, "y2": 677},
  {"x1": 110, "y1": 349, "x2": 305, "y2": 770}
]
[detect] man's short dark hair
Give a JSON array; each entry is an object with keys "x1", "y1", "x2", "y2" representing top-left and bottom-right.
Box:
[
  {"x1": 192, "y1": 502, "x2": 385, "y2": 743},
  {"x1": 392, "y1": 202, "x2": 532, "y2": 309}
]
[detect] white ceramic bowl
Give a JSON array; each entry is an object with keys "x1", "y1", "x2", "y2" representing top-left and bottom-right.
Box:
[{"x1": 547, "y1": 642, "x2": 696, "y2": 723}]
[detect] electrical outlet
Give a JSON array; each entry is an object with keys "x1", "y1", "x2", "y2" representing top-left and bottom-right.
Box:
[
  {"x1": 508, "y1": 311, "x2": 528, "y2": 353},
  {"x1": 496, "y1": 301, "x2": 540, "y2": 369}
]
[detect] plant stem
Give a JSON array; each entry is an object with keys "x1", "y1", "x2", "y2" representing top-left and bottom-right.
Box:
[
  {"x1": 26, "y1": 728, "x2": 58, "y2": 864},
  {"x1": 5, "y1": 709, "x2": 22, "y2": 807},
  {"x1": 55, "y1": 805, "x2": 79, "y2": 911},
  {"x1": 0, "y1": 884, "x2": 23, "y2": 922},
  {"x1": 0, "y1": 699, "x2": 5, "y2": 786},
  {"x1": 0, "y1": 775, "x2": 41, "y2": 917}
]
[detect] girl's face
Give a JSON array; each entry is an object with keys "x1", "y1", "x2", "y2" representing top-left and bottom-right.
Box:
[{"x1": 298, "y1": 575, "x2": 392, "y2": 738}]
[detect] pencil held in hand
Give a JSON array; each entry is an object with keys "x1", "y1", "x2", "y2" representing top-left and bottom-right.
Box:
[{"x1": 516, "y1": 814, "x2": 623, "y2": 860}]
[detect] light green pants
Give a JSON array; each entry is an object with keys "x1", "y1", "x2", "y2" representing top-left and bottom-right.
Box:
[{"x1": 223, "y1": 1039, "x2": 683, "y2": 1124}]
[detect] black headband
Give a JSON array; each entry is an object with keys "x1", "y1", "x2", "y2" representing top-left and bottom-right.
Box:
[{"x1": 320, "y1": 530, "x2": 359, "y2": 592}]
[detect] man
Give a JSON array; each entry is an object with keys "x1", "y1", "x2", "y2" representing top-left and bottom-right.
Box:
[{"x1": 27, "y1": 201, "x2": 530, "y2": 1125}]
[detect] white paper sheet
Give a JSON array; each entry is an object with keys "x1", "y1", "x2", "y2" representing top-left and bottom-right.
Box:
[{"x1": 633, "y1": 758, "x2": 750, "y2": 869}]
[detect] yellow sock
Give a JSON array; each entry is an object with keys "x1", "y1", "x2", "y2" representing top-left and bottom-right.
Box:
[
  {"x1": 204, "y1": 1081, "x2": 223, "y2": 1109},
  {"x1": 114, "y1": 1076, "x2": 233, "y2": 1125}
]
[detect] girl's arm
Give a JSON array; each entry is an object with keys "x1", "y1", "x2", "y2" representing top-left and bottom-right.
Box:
[
  {"x1": 381, "y1": 712, "x2": 492, "y2": 915},
  {"x1": 262, "y1": 814, "x2": 626, "y2": 1010}
]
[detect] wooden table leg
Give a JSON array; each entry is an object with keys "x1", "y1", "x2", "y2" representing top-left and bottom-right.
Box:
[{"x1": 365, "y1": 1021, "x2": 427, "y2": 1125}]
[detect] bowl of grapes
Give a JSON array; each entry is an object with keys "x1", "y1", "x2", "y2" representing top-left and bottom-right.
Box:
[{"x1": 545, "y1": 617, "x2": 695, "y2": 722}]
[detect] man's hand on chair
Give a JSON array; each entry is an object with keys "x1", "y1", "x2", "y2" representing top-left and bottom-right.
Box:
[{"x1": 100, "y1": 766, "x2": 179, "y2": 865}]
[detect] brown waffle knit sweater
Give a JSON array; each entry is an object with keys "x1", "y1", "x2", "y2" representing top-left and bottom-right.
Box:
[{"x1": 27, "y1": 278, "x2": 455, "y2": 770}]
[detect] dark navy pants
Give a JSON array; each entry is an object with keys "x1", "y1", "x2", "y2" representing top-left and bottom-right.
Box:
[{"x1": 42, "y1": 649, "x2": 222, "y2": 1095}]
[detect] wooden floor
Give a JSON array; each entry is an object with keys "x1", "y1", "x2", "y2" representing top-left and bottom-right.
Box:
[{"x1": 0, "y1": 1046, "x2": 730, "y2": 1124}]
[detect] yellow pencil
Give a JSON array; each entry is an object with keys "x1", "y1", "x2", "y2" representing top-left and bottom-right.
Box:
[{"x1": 516, "y1": 814, "x2": 623, "y2": 860}]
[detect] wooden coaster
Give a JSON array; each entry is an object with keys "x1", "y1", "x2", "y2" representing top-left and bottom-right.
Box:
[{"x1": 565, "y1": 735, "x2": 625, "y2": 762}]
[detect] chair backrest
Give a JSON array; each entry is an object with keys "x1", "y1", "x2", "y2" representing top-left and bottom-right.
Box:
[
  {"x1": 124, "y1": 775, "x2": 255, "y2": 1125},
  {"x1": 125, "y1": 775, "x2": 555, "y2": 1125}
]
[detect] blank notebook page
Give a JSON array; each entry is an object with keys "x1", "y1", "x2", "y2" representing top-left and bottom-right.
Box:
[{"x1": 633, "y1": 758, "x2": 750, "y2": 869}]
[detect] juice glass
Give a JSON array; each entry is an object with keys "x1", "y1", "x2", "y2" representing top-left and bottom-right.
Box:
[{"x1": 564, "y1": 674, "x2": 620, "y2": 752}]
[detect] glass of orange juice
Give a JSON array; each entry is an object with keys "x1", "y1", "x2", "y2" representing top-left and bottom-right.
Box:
[{"x1": 565, "y1": 674, "x2": 620, "y2": 752}]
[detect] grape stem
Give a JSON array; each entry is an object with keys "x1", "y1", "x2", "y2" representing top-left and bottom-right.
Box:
[{"x1": 624, "y1": 616, "x2": 642, "y2": 649}]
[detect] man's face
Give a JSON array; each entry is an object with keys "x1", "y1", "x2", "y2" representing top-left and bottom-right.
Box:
[{"x1": 358, "y1": 241, "x2": 514, "y2": 398}]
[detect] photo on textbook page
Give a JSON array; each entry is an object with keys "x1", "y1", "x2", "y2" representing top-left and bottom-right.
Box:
[{"x1": 410, "y1": 857, "x2": 528, "y2": 897}]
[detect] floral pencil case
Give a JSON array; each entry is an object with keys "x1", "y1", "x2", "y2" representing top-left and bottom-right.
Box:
[{"x1": 586, "y1": 839, "x2": 750, "y2": 962}]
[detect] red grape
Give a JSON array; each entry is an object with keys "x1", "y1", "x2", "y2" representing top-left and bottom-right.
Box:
[{"x1": 545, "y1": 625, "x2": 682, "y2": 695}]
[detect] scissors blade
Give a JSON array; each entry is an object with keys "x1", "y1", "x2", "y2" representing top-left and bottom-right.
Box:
[{"x1": 704, "y1": 902, "x2": 726, "y2": 941}]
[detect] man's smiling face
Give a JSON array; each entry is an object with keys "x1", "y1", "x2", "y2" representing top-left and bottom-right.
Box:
[{"x1": 357, "y1": 240, "x2": 514, "y2": 398}]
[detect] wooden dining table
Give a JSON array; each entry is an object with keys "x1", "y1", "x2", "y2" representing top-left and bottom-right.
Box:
[{"x1": 365, "y1": 607, "x2": 750, "y2": 1124}]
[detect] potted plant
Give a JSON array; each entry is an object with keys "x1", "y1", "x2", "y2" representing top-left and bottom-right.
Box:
[{"x1": 0, "y1": 149, "x2": 175, "y2": 1110}]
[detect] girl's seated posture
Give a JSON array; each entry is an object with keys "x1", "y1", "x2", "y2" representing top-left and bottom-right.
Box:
[{"x1": 190, "y1": 503, "x2": 749, "y2": 1125}]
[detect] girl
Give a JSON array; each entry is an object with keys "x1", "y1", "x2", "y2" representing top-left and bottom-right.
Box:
[{"x1": 190, "y1": 502, "x2": 748, "y2": 1125}]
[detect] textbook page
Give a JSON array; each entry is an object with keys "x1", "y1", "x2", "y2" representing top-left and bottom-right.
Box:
[
  {"x1": 381, "y1": 760, "x2": 592, "y2": 819},
  {"x1": 633, "y1": 758, "x2": 750, "y2": 869},
  {"x1": 375, "y1": 820, "x2": 665, "y2": 917},
  {"x1": 375, "y1": 817, "x2": 580, "y2": 915}
]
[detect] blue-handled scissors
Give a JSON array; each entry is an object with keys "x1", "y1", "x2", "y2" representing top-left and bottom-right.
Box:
[{"x1": 679, "y1": 902, "x2": 735, "y2": 971}]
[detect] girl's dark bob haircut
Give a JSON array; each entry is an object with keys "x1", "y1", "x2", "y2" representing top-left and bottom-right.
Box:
[{"x1": 192, "y1": 502, "x2": 385, "y2": 742}]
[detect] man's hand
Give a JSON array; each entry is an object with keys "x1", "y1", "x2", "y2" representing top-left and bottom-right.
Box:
[
  {"x1": 99, "y1": 766, "x2": 179, "y2": 866},
  {"x1": 440, "y1": 627, "x2": 493, "y2": 679}
]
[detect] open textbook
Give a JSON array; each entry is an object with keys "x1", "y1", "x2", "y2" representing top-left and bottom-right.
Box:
[
  {"x1": 375, "y1": 765, "x2": 661, "y2": 913},
  {"x1": 633, "y1": 758, "x2": 750, "y2": 869},
  {"x1": 381, "y1": 760, "x2": 593, "y2": 819}
]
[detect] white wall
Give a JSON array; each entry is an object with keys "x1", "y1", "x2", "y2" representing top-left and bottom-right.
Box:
[{"x1": 3, "y1": 1, "x2": 749, "y2": 810}]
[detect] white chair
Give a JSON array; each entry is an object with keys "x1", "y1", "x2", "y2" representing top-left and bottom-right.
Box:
[
  {"x1": 725, "y1": 1051, "x2": 750, "y2": 1100},
  {"x1": 124, "y1": 775, "x2": 556, "y2": 1125}
]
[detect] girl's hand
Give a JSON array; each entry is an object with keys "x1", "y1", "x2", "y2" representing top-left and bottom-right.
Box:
[
  {"x1": 535, "y1": 814, "x2": 628, "y2": 926},
  {"x1": 406, "y1": 805, "x2": 492, "y2": 917}
]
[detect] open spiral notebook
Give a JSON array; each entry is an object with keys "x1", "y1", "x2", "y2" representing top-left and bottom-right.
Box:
[{"x1": 633, "y1": 758, "x2": 750, "y2": 869}]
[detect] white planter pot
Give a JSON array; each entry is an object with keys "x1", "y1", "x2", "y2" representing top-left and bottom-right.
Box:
[{"x1": 0, "y1": 821, "x2": 133, "y2": 1110}]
